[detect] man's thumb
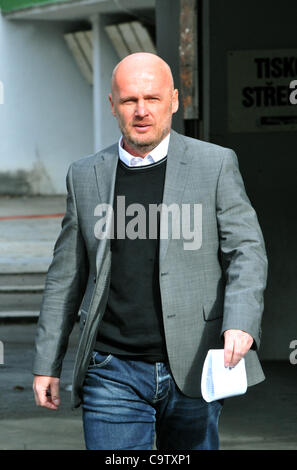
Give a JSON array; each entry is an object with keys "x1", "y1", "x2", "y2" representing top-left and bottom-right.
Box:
[{"x1": 50, "y1": 381, "x2": 60, "y2": 405}]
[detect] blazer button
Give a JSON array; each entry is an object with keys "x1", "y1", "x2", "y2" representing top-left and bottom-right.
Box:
[{"x1": 93, "y1": 276, "x2": 96, "y2": 283}]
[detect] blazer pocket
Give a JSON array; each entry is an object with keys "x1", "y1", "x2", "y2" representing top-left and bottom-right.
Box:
[{"x1": 203, "y1": 303, "x2": 223, "y2": 322}]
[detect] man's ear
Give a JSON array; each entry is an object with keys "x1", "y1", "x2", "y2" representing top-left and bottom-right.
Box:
[
  {"x1": 108, "y1": 93, "x2": 116, "y2": 117},
  {"x1": 172, "y1": 89, "x2": 179, "y2": 114}
]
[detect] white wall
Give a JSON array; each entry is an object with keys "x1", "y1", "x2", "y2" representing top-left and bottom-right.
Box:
[{"x1": 0, "y1": 13, "x2": 120, "y2": 194}]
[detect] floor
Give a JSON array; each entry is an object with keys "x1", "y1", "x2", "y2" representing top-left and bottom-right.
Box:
[{"x1": 0, "y1": 322, "x2": 296, "y2": 451}]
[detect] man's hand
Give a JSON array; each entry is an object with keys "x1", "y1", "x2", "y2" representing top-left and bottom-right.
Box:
[
  {"x1": 33, "y1": 375, "x2": 60, "y2": 410},
  {"x1": 223, "y1": 329, "x2": 253, "y2": 368}
]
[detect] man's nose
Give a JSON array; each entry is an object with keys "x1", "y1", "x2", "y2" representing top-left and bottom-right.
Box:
[{"x1": 135, "y1": 100, "x2": 148, "y2": 117}]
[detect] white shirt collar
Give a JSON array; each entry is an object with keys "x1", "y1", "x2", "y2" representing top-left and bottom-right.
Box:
[{"x1": 118, "y1": 133, "x2": 170, "y2": 167}]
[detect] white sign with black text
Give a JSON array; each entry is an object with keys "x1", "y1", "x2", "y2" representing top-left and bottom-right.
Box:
[{"x1": 228, "y1": 49, "x2": 297, "y2": 132}]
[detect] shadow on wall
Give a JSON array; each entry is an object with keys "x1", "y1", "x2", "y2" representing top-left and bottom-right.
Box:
[{"x1": 0, "y1": 158, "x2": 55, "y2": 196}]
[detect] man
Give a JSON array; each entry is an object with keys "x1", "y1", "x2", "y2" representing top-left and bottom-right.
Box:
[{"x1": 33, "y1": 53, "x2": 268, "y2": 450}]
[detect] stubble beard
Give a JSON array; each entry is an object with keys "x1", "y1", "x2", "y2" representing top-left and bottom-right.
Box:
[{"x1": 120, "y1": 124, "x2": 171, "y2": 155}]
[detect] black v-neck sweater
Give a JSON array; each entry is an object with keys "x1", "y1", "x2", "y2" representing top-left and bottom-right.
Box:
[{"x1": 95, "y1": 157, "x2": 168, "y2": 363}]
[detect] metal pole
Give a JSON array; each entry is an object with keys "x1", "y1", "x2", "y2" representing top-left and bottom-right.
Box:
[
  {"x1": 91, "y1": 14, "x2": 102, "y2": 152},
  {"x1": 179, "y1": 0, "x2": 198, "y2": 121}
]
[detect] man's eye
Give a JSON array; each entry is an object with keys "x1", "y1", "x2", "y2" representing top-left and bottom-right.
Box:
[{"x1": 121, "y1": 99, "x2": 135, "y2": 104}]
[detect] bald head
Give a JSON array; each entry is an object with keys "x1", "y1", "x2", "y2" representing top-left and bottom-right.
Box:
[
  {"x1": 108, "y1": 52, "x2": 179, "y2": 157},
  {"x1": 111, "y1": 53, "x2": 174, "y2": 96}
]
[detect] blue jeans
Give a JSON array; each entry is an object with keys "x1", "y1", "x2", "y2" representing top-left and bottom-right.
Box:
[{"x1": 82, "y1": 351, "x2": 223, "y2": 450}]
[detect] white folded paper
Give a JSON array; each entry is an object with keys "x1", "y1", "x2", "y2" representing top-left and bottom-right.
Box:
[{"x1": 201, "y1": 349, "x2": 247, "y2": 402}]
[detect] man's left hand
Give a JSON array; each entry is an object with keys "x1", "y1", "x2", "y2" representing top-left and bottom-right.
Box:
[{"x1": 223, "y1": 329, "x2": 254, "y2": 368}]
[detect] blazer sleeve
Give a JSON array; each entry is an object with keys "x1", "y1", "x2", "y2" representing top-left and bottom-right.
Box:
[
  {"x1": 216, "y1": 149, "x2": 268, "y2": 349},
  {"x1": 32, "y1": 163, "x2": 89, "y2": 377}
]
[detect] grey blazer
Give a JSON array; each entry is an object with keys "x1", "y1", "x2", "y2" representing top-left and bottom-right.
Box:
[{"x1": 33, "y1": 130, "x2": 268, "y2": 409}]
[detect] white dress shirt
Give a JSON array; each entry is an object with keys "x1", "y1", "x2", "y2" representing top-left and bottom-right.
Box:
[{"x1": 118, "y1": 134, "x2": 170, "y2": 167}]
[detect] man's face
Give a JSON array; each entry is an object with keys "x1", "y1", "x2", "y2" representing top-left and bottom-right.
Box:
[{"x1": 109, "y1": 58, "x2": 179, "y2": 156}]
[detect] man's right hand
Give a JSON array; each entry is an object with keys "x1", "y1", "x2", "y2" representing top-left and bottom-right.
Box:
[{"x1": 33, "y1": 375, "x2": 60, "y2": 410}]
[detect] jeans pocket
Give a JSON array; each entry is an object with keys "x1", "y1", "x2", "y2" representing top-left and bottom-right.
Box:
[{"x1": 88, "y1": 351, "x2": 113, "y2": 369}]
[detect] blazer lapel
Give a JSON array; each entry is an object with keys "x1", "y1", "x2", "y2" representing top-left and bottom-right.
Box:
[
  {"x1": 94, "y1": 144, "x2": 119, "y2": 276},
  {"x1": 94, "y1": 143, "x2": 119, "y2": 205},
  {"x1": 159, "y1": 130, "x2": 193, "y2": 267}
]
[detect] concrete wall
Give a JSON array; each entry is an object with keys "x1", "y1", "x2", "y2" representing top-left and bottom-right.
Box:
[
  {"x1": 0, "y1": 13, "x2": 120, "y2": 195},
  {"x1": 202, "y1": 0, "x2": 297, "y2": 359}
]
